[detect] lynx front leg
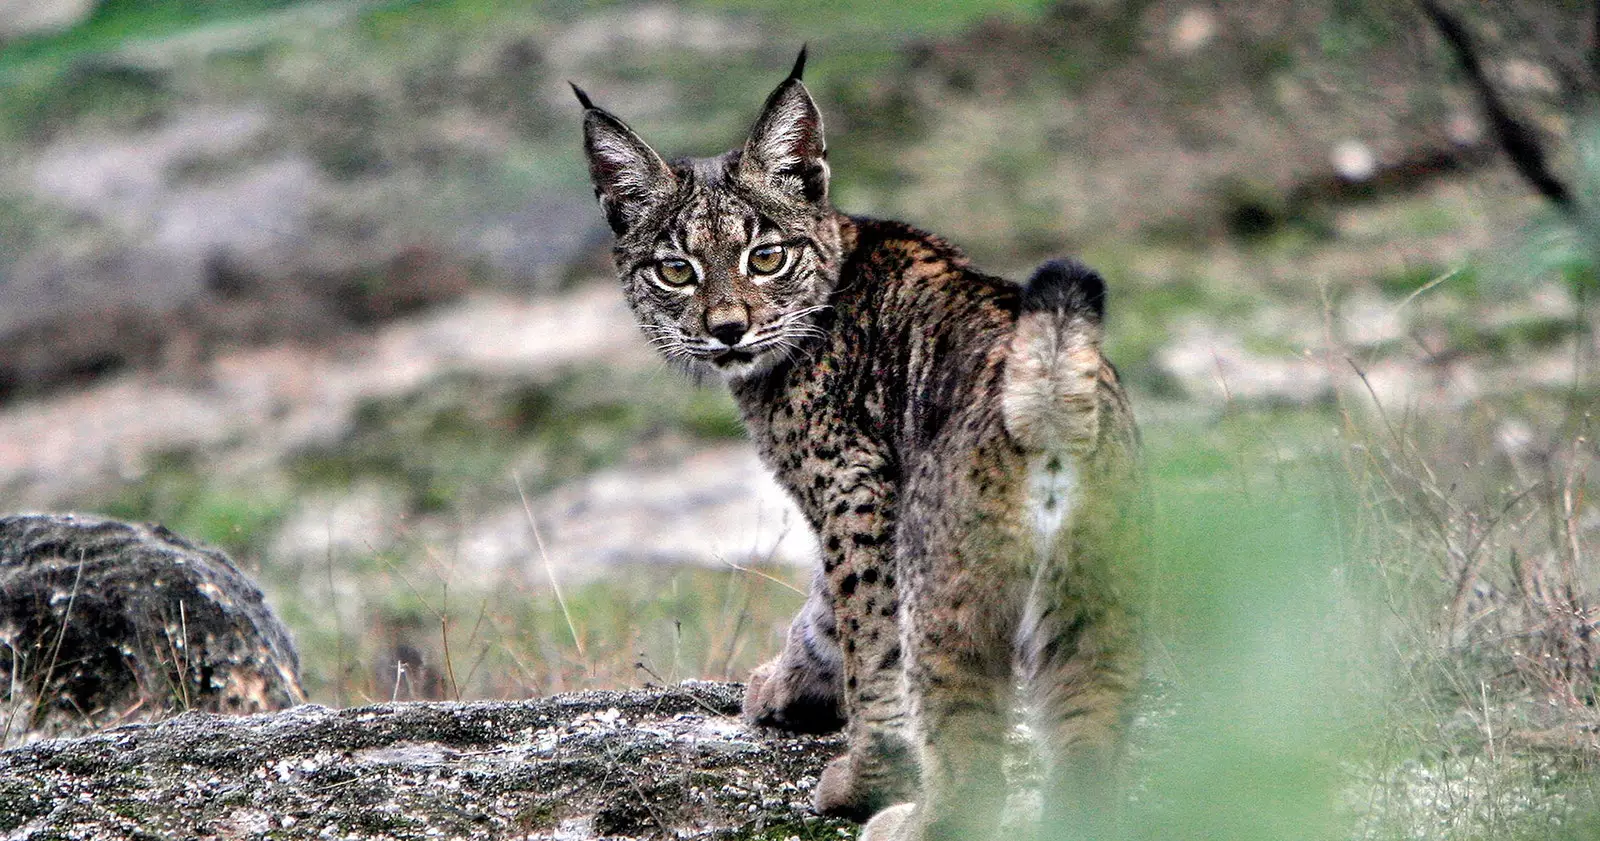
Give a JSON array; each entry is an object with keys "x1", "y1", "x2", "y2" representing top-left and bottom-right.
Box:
[
  {"x1": 806, "y1": 457, "x2": 917, "y2": 820},
  {"x1": 743, "y1": 569, "x2": 846, "y2": 733}
]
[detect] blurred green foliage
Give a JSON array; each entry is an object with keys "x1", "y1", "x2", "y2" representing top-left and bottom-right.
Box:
[
  {"x1": 99, "y1": 449, "x2": 291, "y2": 562},
  {"x1": 1128, "y1": 467, "x2": 1363, "y2": 841}
]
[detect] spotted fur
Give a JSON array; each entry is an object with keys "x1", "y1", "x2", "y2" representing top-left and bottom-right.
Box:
[{"x1": 577, "y1": 50, "x2": 1141, "y2": 841}]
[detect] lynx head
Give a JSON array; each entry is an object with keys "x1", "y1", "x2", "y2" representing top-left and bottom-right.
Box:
[{"x1": 575, "y1": 49, "x2": 842, "y2": 380}]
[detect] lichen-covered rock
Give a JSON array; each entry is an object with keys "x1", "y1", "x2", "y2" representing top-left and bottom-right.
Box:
[
  {"x1": 0, "y1": 682, "x2": 850, "y2": 840},
  {"x1": 0, "y1": 513, "x2": 304, "y2": 744}
]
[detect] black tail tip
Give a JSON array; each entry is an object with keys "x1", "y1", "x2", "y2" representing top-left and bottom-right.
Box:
[{"x1": 1021, "y1": 258, "x2": 1106, "y2": 321}]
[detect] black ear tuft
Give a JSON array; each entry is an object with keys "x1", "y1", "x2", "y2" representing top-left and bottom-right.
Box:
[
  {"x1": 788, "y1": 45, "x2": 808, "y2": 82},
  {"x1": 740, "y1": 50, "x2": 828, "y2": 204},
  {"x1": 569, "y1": 82, "x2": 596, "y2": 110},
  {"x1": 1021, "y1": 258, "x2": 1106, "y2": 322}
]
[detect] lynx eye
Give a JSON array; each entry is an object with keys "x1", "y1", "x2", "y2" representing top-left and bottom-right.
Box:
[
  {"x1": 748, "y1": 243, "x2": 787, "y2": 276},
  {"x1": 655, "y1": 258, "x2": 697, "y2": 288}
]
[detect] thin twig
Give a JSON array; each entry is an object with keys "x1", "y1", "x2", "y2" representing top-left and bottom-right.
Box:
[
  {"x1": 716, "y1": 555, "x2": 805, "y2": 595},
  {"x1": 1445, "y1": 483, "x2": 1539, "y2": 634},
  {"x1": 2, "y1": 640, "x2": 24, "y2": 745},
  {"x1": 635, "y1": 660, "x2": 726, "y2": 717},
  {"x1": 324, "y1": 518, "x2": 345, "y2": 708},
  {"x1": 440, "y1": 615, "x2": 461, "y2": 702},
  {"x1": 514, "y1": 472, "x2": 586, "y2": 660},
  {"x1": 177, "y1": 601, "x2": 192, "y2": 710},
  {"x1": 1560, "y1": 438, "x2": 1587, "y2": 609},
  {"x1": 1346, "y1": 357, "x2": 1405, "y2": 452},
  {"x1": 457, "y1": 595, "x2": 495, "y2": 691},
  {"x1": 1391, "y1": 267, "x2": 1461, "y2": 315},
  {"x1": 29, "y1": 555, "x2": 87, "y2": 731}
]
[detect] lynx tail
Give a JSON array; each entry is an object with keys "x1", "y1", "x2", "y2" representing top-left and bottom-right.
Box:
[{"x1": 1000, "y1": 258, "x2": 1107, "y2": 455}]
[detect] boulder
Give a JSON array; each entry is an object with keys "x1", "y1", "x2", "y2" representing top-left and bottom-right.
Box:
[{"x1": 0, "y1": 513, "x2": 304, "y2": 744}]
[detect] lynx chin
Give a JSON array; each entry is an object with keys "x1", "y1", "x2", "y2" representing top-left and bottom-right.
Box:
[{"x1": 576, "y1": 48, "x2": 1142, "y2": 841}]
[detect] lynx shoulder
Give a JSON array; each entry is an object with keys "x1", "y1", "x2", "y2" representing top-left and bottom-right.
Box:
[{"x1": 576, "y1": 49, "x2": 1140, "y2": 841}]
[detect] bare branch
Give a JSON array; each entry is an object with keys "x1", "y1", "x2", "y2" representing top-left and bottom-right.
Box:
[{"x1": 1421, "y1": 0, "x2": 1576, "y2": 215}]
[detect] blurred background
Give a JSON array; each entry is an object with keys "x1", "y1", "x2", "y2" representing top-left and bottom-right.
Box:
[{"x1": 1, "y1": 1, "x2": 1598, "y2": 836}]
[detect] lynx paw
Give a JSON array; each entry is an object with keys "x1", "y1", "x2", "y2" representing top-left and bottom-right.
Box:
[
  {"x1": 860, "y1": 803, "x2": 918, "y2": 841},
  {"x1": 814, "y1": 754, "x2": 877, "y2": 820},
  {"x1": 742, "y1": 657, "x2": 845, "y2": 734},
  {"x1": 813, "y1": 751, "x2": 914, "y2": 820}
]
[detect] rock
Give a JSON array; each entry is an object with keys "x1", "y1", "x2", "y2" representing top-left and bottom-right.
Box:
[
  {"x1": 451, "y1": 446, "x2": 818, "y2": 579},
  {"x1": 1155, "y1": 322, "x2": 1332, "y2": 406},
  {"x1": 0, "y1": 682, "x2": 850, "y2": 840},
  {"x1": 0, "y1": 513, "x2": 305, "y2": 744}
]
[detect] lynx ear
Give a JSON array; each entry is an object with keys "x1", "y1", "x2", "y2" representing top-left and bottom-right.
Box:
[
  {"x1": 575, "y1": 85, "x2": 677, "y2": 235},
  {"x1": 739, "y1": 48, "x2": 829, "y2": 204}
]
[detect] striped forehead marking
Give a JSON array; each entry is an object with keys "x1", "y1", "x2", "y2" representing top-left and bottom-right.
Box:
[{"x1": 681, "y1": 189, "x2": 755, "y2": 256}]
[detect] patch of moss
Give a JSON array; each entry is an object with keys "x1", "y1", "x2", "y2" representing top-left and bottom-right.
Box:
[
  {"x1": 682, "y1": 390, "x2": 749, "y2": 440},
  {"x1": 0, "y1": 61, "x2": 173, "y2": 143},
  {"x1": 511, "y1": 801, "x2": 559, "y2": 831},
  {"x1": 0, "y1": 779, "x2": 51, "y2": 830},
  {"x1": 1558, "y1": 256, "x2": 1600, "y2": 296},
  {"x1": 342, "y1": 807, "x2": 418, "y2": 833},
  {"x1": 1396, "y1": 202, "x2": 1463, "y2": 238},
  {"x1": 0, "y1": 0, "x2": 321, "y2": 74},
  {"x1": 1093, "y1": 267, "x2": 1233, "y2": 399},
  {"x1": 1240, "y1": 333, "x2": 1302, "y2": 358},
  {"x1": 734, "y1": 819, "x2": 854, "y2": 840}
]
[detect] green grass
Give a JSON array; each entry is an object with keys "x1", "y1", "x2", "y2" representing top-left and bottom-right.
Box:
[
  {"x1": 0, "y1": 0, "x2": 318, "y2": 73},
  {"x1": 96, "y1": 449, "x2": 291, "y2": 563},
  {"x1": 288, "y1": 366, "x2": 743, "y2": 514},
  {"x1": 280, "y1": 557, "x2": 807, "y2": 704}
]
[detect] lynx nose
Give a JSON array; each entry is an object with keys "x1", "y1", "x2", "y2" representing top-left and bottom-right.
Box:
[
  {"x1": 707, "y1": 309, "x2": 749, "y2": 347},
  {"x1": 710, "y1": 321, "x2": 747, "y2": 347}
]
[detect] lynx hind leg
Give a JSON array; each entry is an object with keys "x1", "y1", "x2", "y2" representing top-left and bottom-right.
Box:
[
  {"x1": 1025, "y1": 647, "x2": 1136, "y2": 840},
  {"x1": 860, "y1": 803, "x2": 918, "y2": 841},
  {"x1": 1020, "y1": 522, "x2": 1141, "y2": 839},
  {"x1": 879, "y1": 539, "x2": 1014, "y2": 841},
  {"x1": 744, "y1": 570, "x2": 846, "y2": 733}
]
